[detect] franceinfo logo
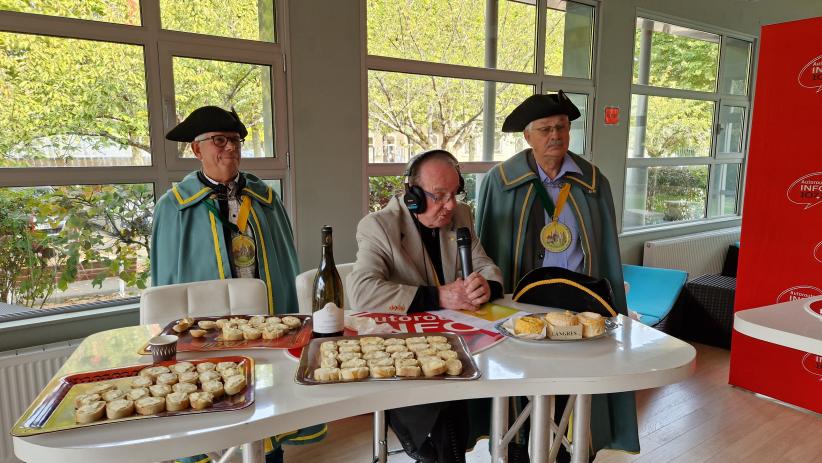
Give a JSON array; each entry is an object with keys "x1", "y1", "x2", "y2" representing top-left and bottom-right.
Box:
[
  {"x1": 786, "y1": 172, "x2": 822, "y2": 209},
  {"x1": 777, "y1": 285, "x2": 822, "y2": 303},
  {"x1": 798, "y1": 54, "x2": 822, "y2": 92}
]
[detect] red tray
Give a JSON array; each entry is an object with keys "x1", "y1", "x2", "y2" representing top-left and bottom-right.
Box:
[
  {"x1": 11, "y1": 356, "x2": 254, "y2": 436},
  {"x1": 140, "y1": 314, "x2": 313, "y2": 354}
]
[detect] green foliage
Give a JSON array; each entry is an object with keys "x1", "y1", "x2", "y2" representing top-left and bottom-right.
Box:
[{"x1": 646, "y1": 166, "x2": 707, "y2": 221}]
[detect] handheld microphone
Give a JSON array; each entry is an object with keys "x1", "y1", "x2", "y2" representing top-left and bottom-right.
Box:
[{"x1": 456, "y1": 227, "x2": 473, "y2": 280}]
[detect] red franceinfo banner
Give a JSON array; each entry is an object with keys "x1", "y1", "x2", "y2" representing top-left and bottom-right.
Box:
[{"x1": 730, "y1": 16, "x2": 822, "y2": 413}]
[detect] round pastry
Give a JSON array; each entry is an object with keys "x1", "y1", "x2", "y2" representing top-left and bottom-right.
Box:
[
  {"x1": 229, "y1": 317, "x2": 248, "y2": 325},
  {"x1": 339, "y1": 345, "x2": 362, "y2": 353},
  {"x1": 157, "y1": 372, "x2": 179, "y2": 386},
  {"x1": 369, "y1": 366, "x2": 396, "y2": 378},
  {"x1": 201, "y1": 380, "x2": 225, "y2": 399},
  {"x1": 270, "y1": 322, "x2": 290, "y2": 332},
  {"x1": 178, "y1": 371, "x2": 199, "y2": 384},
  {"x1": 101, "y1": 389, "x2": 126, "y2": 402},
  {"x1": 197, "y1": 320, "x2": 217, "y2": 330},
  {"x1": 320, "y1": 341, "x2": 338, "y2": 352},
  {"x1": 337, "y1": 352, "x2": 362, "y2": 361},
  {"x1": 395, "y1": 358, "x2": 420, "y2": 367},
  {"x1": 544, "y1": 311, "x2": 579, "y2": 327},
  {"x1": 426, "y1": 336, "x2": 448, "y2": 344},
  {"x1": 131, "y1": 376, "x2": 153, "y2": 388},
  {"x1": 445, "y1": 359, "x2": 463, "y2": 376},
  {"x1": 384, "y1": 338, "x2": 406, "y2": 346},
  {"x1": 416, "y1": 355, "x2": 440, "y2": 364},
  {"x1": 249, "y1": 315, "x2": 266, "y2": 327},
  {"x1": 405, "y1": 336, "x2": 426, "y2": 344},
  {"x1": 385, "y1": 345, "x2": 407, "y2": 354},
  {"x1": 87, "y1": 382, "x2": 116, "y2": 395},
  {"x1": 367, "y1": 358, "x2": 394, "y2": 368},
  {"x1": 135, "y1": 396, "x2": 166, "y2": 415},
  {"x1": 396, "y1": 365, "x2": 422, "y2": 377},
  {"x1": 432, "y1": 343, "x2": 452, "y2": 351},
  {"x1": 415, "y1": 348, "x2": 438, "y2": 358},
  {"x1": 340, "y1": 367, "x2": 370, "y2": 381},
  {"x1": 321, "y1": 350, "x2": 338, "y2": 359},
  {"x1": 74, "y1": 393, "x2": 101, "y2": 408},
  {"x1": 199, "y1": 371, "x2": 221, "y2": 383},
  {"x1": 262, "y1": 327, "x2": 285, "y2": 340},
  {"x1": 215, "y1": 318, "x2": 229, "y2": 329},
  {"x1": 361, "y1": 344, "x2": 385, "y2": 354},
  {"x1": 340, "y1": 358, "x2": 367, "y2": 369},
  {"x1": 265, "y1": 316, "x2": 282, "y2": 325},
  {"x1": 391, "y1": 351, "x2": 415, "y2": 360},
  {"x1": 313, "y1": 367, "x2": 341, "y2": 382},
  {"x1": 359, "y1": 336, "x2": 385, "y2": 345},
  {"x1": 321, "y1": 357, "x2": 339, "y2": 368},
  {"x1": 172, "y1": 321, "x2": 190, "y2": 333},
  {"x1": 106, "y1": 398, "x2": 134, "y2": 419},
  {"x1": 363, "y1": 350, "x2": 389, "y2": 360},
  {"x1": 139, "y1": 366, "x2": 170, "y2": 381},
  {"x1": 514, "y1": 316, "x2": 545, "y2": 335},
  {"x1": 195, "y1": 362, "x2": 216, "y2": 373},
  {"x1": 149, "y1": 384, "x2": 172, "y2": 398},
  {"x1": 127, "y1": 387, "x2": 150, "y2": 401},
  {"x1": 170, "y1": 362, "x2": 195, "y2": 374},
  {"x1": 281, "y1": 316, "x2": 302, "y2": 329},
  {"x1": 438, "y1": 350, "x2": 459, "y2": 361},
  {"x1": 242, "y1": 327, "x2": 262, "y2": 340},
  {"x1": 224, "y1": 374, "x2": 247, "y2": 395},
  {"x1": 165, "y1": 391, "x2": 190, "y2": 411},
  {"x1": 189, "y1": 329, "x2": 207, "y2": 338},
  {"x1": 216, "y1": 362, "x2": 237, "y2": 372},
  {"x1": 75, "y1": 401, "x2": 106, "y2": 424},
  {"x1": 577, "y1": 312, "x2": 606, "y2": 338},
  {"x1": 172, "y1": 382, "x2": 198, "y2": 394},
  {"x1": 336, "y1": 339, "x2": 360, "y2": 347},
  {"x1": 420, "y1": 359, "x2": 447, "y2": 377},
  {"x1": 189, "y1": 391, "x2": 214, "y2": 410},
  {"x1": 407, "y1": 343, "x2": 431, "y2": 352},
  {"x1": 222, "y1": 327, "x2": 243, "y2": 341}
]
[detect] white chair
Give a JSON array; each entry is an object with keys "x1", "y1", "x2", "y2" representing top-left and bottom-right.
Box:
[
  {"x1": 294, "y1": 263, "x2": 355, "y2": 314},
  {"x1": 140, "y1": 278, "x2": 268, "y2": 326}
]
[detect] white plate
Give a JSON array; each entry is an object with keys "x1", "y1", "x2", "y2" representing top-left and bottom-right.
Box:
[{"x1": 495, "y1": 316, "x2": 618, "y2": 343}]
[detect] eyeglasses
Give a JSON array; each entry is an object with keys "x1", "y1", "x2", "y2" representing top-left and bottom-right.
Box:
[
  {"x1": 422, "y1": 189, "x2": 466, "y2": 204},
  {"x1": 194, "y1": 135, "x2": 245, "y2": 148},
  {"x1": 531, "y1": 124, "x2": 569, "y2": 135}
]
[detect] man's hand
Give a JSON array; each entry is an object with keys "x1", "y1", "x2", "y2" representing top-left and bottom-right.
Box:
[
  {"x1": 464, "y1": 272, "x2": 491, "y2": 307},
  {"x1": 438, "y1": 279, "x2": 479, "y2": 311}
]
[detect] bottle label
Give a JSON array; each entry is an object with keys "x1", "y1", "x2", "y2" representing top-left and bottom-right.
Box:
[{"x1": 313, "y1": 302, "x2": 344, "y2": 334}]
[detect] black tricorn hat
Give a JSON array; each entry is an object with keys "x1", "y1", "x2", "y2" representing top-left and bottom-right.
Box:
[
  {"x1": 512, "y1": 266, "x2": 618, "y2": 317},
  {"x1": 165, "y1": 106, "x2": 248, "y2": 142},
  {"x1": 501, "y1": 90, "x2": 581, "y2": 132}
]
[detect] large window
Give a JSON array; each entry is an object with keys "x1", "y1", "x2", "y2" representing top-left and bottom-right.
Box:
[
  {"x1": 0, "y1": 1, "x2": 288, "y2": 312},
  {"x1": 623, "y1": 17, "x2": 753, "y2": 230},
  {"x1": 366, "y1": 0, "x2": 597, "y2": 211}
]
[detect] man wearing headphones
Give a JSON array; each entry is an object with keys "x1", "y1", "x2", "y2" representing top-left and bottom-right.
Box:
[{"x1": 347, "y1": 149, "x2": 503, "y2": 462}]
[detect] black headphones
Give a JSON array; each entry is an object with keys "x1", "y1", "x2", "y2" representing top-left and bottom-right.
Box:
[{"x1": 403, "y1": 149, "x2": 465, "y2": 214}]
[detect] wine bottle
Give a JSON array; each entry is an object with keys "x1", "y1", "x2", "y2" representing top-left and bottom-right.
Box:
[{"x1": 312, "y1": 225, "x2": 344, "y2": 337}]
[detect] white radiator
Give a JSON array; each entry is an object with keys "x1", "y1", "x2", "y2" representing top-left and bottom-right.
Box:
[
  {"x1": 0, "y1": 341, "x2": 79, "y2": 463},
  {"x1": 642, "y1": 227, "x2": 741, "y2": 279}
]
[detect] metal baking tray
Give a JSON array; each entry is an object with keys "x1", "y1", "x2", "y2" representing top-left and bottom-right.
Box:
[
  {"x1": 139, "y1": 314, "x2": 312, "y2": 354},
  {"x1": 494, "y1": 316, "x2": 619, "y2": 344},
  {"x1": 295, "y1": 332, "x2": 481, "y2": 385},
  {"x1": 11, "y1": 355, "x2": 254, "y2": 436}
]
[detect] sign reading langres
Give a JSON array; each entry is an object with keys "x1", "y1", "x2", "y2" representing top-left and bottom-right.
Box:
[
  {"x1": 786, "y1": 172, "x2": 822, "y2": 209},
  {"x1": 797, "y1": 54, "x2": 822, "y2": 92},
  {"x1": 776, "y1": 285, "x2": 822, "y2": 303}
]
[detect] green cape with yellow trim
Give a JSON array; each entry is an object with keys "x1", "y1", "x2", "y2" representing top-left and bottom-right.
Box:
[
  {"x1": 150, "y1": 171, "x2": 300, "y2": 316},
  {"x1": 476, "y1": 149, "x2": 640, "y2": 454}
]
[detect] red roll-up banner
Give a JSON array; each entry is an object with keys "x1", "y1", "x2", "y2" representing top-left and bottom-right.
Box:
[{"x1": 730, "y1": 16, "x2": 822, "y2": 413}]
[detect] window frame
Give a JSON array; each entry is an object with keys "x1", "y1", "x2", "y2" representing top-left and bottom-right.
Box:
[
  {"x1": 0, "y1": 0, "x2": 291, "y2": 313},
  {"x1": 362, "y1": 0, "x2": 599, "y2": 214},
  {"x1": 623, "y1": 11, "x2": 756, "y2": 232}
]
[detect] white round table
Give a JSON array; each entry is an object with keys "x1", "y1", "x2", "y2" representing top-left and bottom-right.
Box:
[{"x1": 13, "y1": 300, "x2": 696, "y2": 463}]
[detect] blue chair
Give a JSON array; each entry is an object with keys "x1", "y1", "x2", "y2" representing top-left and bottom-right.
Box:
[{"x1": 622, "y1": 264, "x2": 687, "y2": 326}]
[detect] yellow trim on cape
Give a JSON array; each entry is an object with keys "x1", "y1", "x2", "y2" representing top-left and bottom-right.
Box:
[
  {"x1": 513, "y1": 183, "x2": 534, "y2": 287},
  {"x1": 275, "y1": 430, "x2": 299, "y2": 441},
  {"x1": 565, "y1": 163, "x2": 597, "y2": 192},
  {"x1": 512, "y1": 278, "x2": 618, "y2": 317},
  {"x1": 208, "y1": 212, "x2": 226, "y2": 279},
  {"x1": 286, "y1": 424, "x2": 328, "y2": 442},
  {"x1": 499, "y1": 162, "x2": 536, "y2": 187},
  {"x1": 243, "y1": 186, "x2": 273, "y2": 204},
  {"x1": 567, "y1": 194, "x2": 592, "y2": 276},
  {"x1": 249, "y1": 206, "x2": 275, "y2": 314},
  {"x1": 172, "y1": 186, "x2": 211, "y2": 205}
]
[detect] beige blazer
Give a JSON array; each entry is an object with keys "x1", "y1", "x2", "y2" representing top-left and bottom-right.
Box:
[{"x1": 347, "y1": 196, "x2": 503, "y2": 312}]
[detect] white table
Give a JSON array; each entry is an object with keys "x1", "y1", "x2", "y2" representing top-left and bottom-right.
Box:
[
  {"x1": 13, "y1": 300, "x2": 696, "y2": 463},
  {"x1": 734, "y1": 296, "x2": 822, "y2": 355}
]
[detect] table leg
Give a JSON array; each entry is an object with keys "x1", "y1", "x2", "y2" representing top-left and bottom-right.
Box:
[
  {"x1": 241, "y1": 439, "x2": 265, "y2": 463},
  {"x1": 490, "y1": 396, "x2": 509, "y2": 463},
  {"x1": 372, "y1": 410, "x2": 388, "y2": 463},
  {"x1": 531, "y1": 395, "x2": 551, "y2": 463},
  {"x1": 570, "y1": 394, "x2": 591, "y2": 463}
]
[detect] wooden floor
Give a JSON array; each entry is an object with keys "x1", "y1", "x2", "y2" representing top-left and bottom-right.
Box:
[{"x1": 284, "y1": 343, "x2": 821, "y2": 463}]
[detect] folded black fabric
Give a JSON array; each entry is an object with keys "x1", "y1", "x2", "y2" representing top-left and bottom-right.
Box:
[{"x1": 512, "y1": 266, "x2": 617, "y2": 317}]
